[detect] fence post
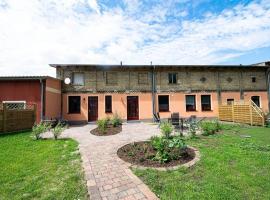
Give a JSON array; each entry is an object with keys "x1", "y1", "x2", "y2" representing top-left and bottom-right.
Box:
[
  {"x1": 33, "y1": 104, "x2": 37, "y2": 124},
  {"x1": 250, "y1": 104, "x2": 253, "y2": 126},
  {"x1": 232, "y1": 105, "x2": 234, "y2": 122},
  {"x1": 3, "y1": 104, "x2": 7, "y2": 133}
]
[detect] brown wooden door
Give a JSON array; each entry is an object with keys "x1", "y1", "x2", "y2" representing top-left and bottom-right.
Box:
[
  {"x1": 127, "y1": 96, "x2": 139, "y2": 120},
  {"x1": 88, "y1": 96, "x2": 98, "y2": 122}
]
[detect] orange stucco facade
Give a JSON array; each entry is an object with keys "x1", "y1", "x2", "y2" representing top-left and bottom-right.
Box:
[{"x1": 62, "y1": 91, "x2": 269, "y2": 123}]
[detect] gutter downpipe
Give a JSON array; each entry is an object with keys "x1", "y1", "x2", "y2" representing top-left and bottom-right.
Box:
[
  {"x1": 267, "y1": 68, "x2": 270, "y2": 113},
  {"x1": 151, "y1": 64, "x2": 156, "y2": 122},
  {"x1": 40, "y1": 79, "x2": 44, "y2": 122}
]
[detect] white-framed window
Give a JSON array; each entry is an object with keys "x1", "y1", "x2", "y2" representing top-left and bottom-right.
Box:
[
  {"x1": 73, "y1": 73, "x2": 85, "y2": 85},
  {"x1": 3, "y1": 101, "x2": 26, "y2": 109}
]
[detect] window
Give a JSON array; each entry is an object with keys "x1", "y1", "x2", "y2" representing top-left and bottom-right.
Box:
[
  {"x1": 158, "y1": 95, "x2": 169, "y2": 112},
  {"x1": 186, "y1": 95, "x2": 196, "y2": 111},
  {"x1": 168, "y1": 73, "x2": 177, "y2": 84},
  {"x1": 201, "y1": 95, "x2": 211, "y2": 111},
  {"x1": 106, "y1": 72, "x2": 118, "y2": 85},
  {"x1": 3, "y1": 101, "x2": 26, "y2": 109},
  {"x1": 138, "y1": 73, "x2": 148, "y2": 84},
  {"x1": 105, "y1": 96, "x2": 112, "y2": 113},
  {"x1": 73, "y1": 73, "x2": 84, "y2": 85},
  {"x1": 252, "y1": 77, "x2": 256, "y2": 83},
  {"x1": 227, "y1": 99, "x2": 234, "y2": 105},
  {"x1": 251, "y1": 96, "x2": 260, "y2": 107},
  {"x1": 68, "y1": 96, "x2": 81, "y2": 114}
]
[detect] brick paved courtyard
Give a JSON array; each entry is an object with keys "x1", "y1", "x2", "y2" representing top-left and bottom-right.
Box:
[{"x1": 62, "y1": 122, "x2": 160, "y2": 200}]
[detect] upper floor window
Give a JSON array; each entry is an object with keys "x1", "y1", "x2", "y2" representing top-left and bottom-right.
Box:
[
  {"x1": 227, "y1": 99, "x2": 234, "y2": 105},
  {"x1": 186, "y1": 95, "x2": 196, "y2": 111},
  {"x1": 158, "y1": 95, "x2": 169, "y2": 112},
  {"x1": 106, "y1": 72, "x2": 118, "y2": 85},
  {"x1": 73, "y1": 73, "x2": 84, "y2": 85},
  {"x1": 168, "y1": 73, "x2": 177, "y2": 84},
  {"x1": 138, "y1": 72, "x2": 148, "y2": 84},
  {"x1": 252, "y1": 77, "x2": 256, "y2": 83},
  {"x1": 201, "y1": 95, "x2": 211, "y2": 111},
  {"x1": 251, "y1": 96, "x2": 260, "y2": 107},
  {"x1": 105, "y1": 95, "x2": 112, "y2": 113},
  {"x1": 68, "y1": 96, "x2": 81, "y2": 114}
]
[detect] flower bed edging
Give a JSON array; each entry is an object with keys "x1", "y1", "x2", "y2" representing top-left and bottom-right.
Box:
[{"x1": 117, "y1": 143, "x2": 200, "y2": 171}]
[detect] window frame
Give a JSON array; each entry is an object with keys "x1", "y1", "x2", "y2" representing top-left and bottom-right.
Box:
[
  {"x1": 72, "y1": 72, "x2": 85, "y2": 86},
  {"x1": 68, "y1": 96, "x2": 81, "y2": 114},
  {"x1": 158, "y1": 95, "x2": 170, "y2": 112},
  {"x1": 251, "y1": 96, "x2": 261, "y2": 107},
  {"x1": 201, "y1": 95, "x2": 211, "y2": 111},
  {"x1": 168, "y1": 73, "x2": 177, "y2": 84},
  {"x1": 3, "y1": 101, "x2": 26, "y2": 109},
  {"x1": 186, "y1": 95, "x2": 196, "y2": 112},
  {"x1": 105, "y1": 95, "x2": 112, "y2": 113}
]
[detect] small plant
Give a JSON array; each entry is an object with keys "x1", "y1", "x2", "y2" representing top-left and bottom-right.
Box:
[
  {"x1": 32, "y1": 122, "x2": 50, "y2": 140},
  {"x1": 97, "y1": 119, "x2": 108, "y2": 134},
  {"x1": 52, "y1": 122, "x2": 66, "y2": 140},
  {"x1": 160, "y1": 122, "x2": 173, "y2": 138},
  {"x1": 111, "y1": 113, "x2": 122, "y2": 127},
  {"x1": 200, "y1": 120, "x2": 222, "y2": 136}
]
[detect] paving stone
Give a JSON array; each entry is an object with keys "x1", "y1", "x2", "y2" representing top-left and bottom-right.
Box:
[{"x1": 61, "y1": 123, "x2": 160, "y2": 200}]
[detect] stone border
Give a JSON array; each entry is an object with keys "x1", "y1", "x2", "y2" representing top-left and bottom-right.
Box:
[{"x1": 118, "y1": 144, "x2": 201, "y2": 171}]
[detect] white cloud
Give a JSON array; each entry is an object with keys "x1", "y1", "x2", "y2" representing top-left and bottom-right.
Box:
[{"x1": 0, "y1": 0, "x2": 270, "y2": 77}]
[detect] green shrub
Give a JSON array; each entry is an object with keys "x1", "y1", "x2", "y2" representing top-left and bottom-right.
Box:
[
  {"x1": 111, "y1": 113, "x2": 122, "y2": 127},
  {"x1": 52, "y1": 122, "x2": 66, "y2": 140},
  {"x1": 150, "y1": 135, "x2": 187, "y2": 163},
  {"x1": 160, "y1": 122, "x2": 173, "y2": 138},
  {"x1": 97, "y1": 119, "x2": 108, "y2": 133},
  {"x1": 32, "y1": 122, "x2": 50, "y2": 140},
  {"x1": 200, "y1": 120, "x2": 221, "y2": 136}
]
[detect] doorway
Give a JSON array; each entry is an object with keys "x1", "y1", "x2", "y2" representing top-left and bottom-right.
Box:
[
  {"x1": 127, "y1": 96, "x2": 139, "y2": 120},
  {"x1": 88, "y1": 96, "x2": 98, "y2": 121}
]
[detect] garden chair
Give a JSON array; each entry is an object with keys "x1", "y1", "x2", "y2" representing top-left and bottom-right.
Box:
[
  {"x1": 154, "y1": 112, "x2": 161, "y2": 127},
  {"x1": 171, "y1": 112, "x2": 181, "y2": 130}
]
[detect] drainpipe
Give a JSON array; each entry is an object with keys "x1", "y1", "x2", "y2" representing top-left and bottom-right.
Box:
[
  {"x1": 40, "y1": 79, "x2": 44, "y2": 122},
  {"x1": 267, "y1": 68, "x2": 270, "y2": 113},
  {"x1": 151, "y1": 63, "x2": 156, "y2": 122}
]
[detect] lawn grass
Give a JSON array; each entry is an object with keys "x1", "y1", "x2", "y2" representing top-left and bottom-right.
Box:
[
  {"x1": 0, "y1": 132, "x2": 88, "y2": 200},
  {"x1": 134, "y1": 125, "x2": 270, "y2": 200}
]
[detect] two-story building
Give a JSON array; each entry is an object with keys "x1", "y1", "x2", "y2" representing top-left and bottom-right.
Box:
[{"x1": 50, "y1": 63, "x2": 270, "y2": 124}]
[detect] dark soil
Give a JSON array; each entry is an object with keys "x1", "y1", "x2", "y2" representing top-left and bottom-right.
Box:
[
  {"x1": 117, "y1": 141, "x2": 195, "y2": 168},
  {"x1": 90, "y1": 125, "x2": 122, "y2": 136}
]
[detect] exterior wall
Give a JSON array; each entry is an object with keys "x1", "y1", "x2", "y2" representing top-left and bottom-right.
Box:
[
  {"x1": 62, "y1": 93, "x2": 153, "y2": 122},
  {"x1": 0, "y1": 80, "x2": 42, "y2": 122},
  {"x1": 44, "y1": 78, "x2": 61, "y2": 119},
  {"x1": 220, "y1": 92, "x2": 241, "y2": 104},
  {"x1": 243, "y1": 91, "x2": 269, "y2": 113},
  {"x1": 156, "y1": 92, "x2": 219, "y2": 119}
]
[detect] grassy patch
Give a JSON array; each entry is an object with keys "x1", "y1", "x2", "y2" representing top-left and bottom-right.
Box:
[
  {"x1": 134, "y1": 126, "x2": 270, "y2": 200},
  {"x1": 0, "y1": 132, "x2": 88, "y2": 200}
]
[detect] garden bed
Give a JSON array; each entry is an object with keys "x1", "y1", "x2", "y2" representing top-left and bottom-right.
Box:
[
  {"x1": 117, "y1": 141, "x2": 195, "y2": 168},
  {"x1": 90, "y1": 124, "x2": 122, "y2": 136}
]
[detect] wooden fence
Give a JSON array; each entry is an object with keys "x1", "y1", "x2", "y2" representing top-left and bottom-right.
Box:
[
  {"x1": 0, "y1": 103, "x2": 36, "y2": 134},
  {"x1": 218, "y1": 101, "x2": 265, "y2": 126}
]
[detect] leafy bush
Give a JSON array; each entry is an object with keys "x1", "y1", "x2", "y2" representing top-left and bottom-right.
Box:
[
  {"x1": 150, "y1": 135, "x2": 187, "y2": 163},
  {"x1": 97, "y1": 119, "x2": 108, "y2": 133},
  {"x1": 111, "y1": 113, "x2": 122, "y2": 127},
  {"x1": 52, "y1": 122, "x2": 66, "y2": 140},
  {"x1": 200, "y1": 120, "x2": 221, "y2": 136},
  {"x1": 32, "y1": 122, "x2": 50, "y2": 140},
  {"x1": 160, "y1": 122, "x2": 173, "y2": 138}
]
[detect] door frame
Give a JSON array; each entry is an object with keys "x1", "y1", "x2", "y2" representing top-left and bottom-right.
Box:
[
  {"x1": 127, "y1": 96, "x2": 139, "y2": 121},
  {"x1": 88, "y1": 96, "x2": 98, "y2": 122}
]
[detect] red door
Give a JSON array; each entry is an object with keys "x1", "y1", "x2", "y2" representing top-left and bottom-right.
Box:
[
  {"x1": 88, "y1": 96, "x2": 98, "y2": 122},
  {"x1": 127, "y1": 96, "x2": 139, "y2": 120}
]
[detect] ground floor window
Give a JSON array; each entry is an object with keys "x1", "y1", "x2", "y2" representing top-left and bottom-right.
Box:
[
  {"x1": 227, "y1": 99, "x2": 234, "y2": 105},
  {"x1": 201, "y1": 95, "x2": 211, "y2": 111},
  {"x1": 68, "y1": 96, "x2": 81, "y2": 114},
  {"x1": 3, "y1": 101, "x2": 26, "y2": 109},
  {"x1": 186, "y1": 95, "x2": 196, "y2": 111},
  {"x1": 105, "y1": 95, "x2": 112, "y2": 113},
  {"x1": 158, "y1": 95, "x2": 169, "y2": 112},
  {"x1": 251, "y1": 96, "x2": 260, "y2": 107}
]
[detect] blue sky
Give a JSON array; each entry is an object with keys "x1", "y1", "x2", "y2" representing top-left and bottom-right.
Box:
[{"x1": 0, "y1": 0, "x2": 269, "y2": 76}]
